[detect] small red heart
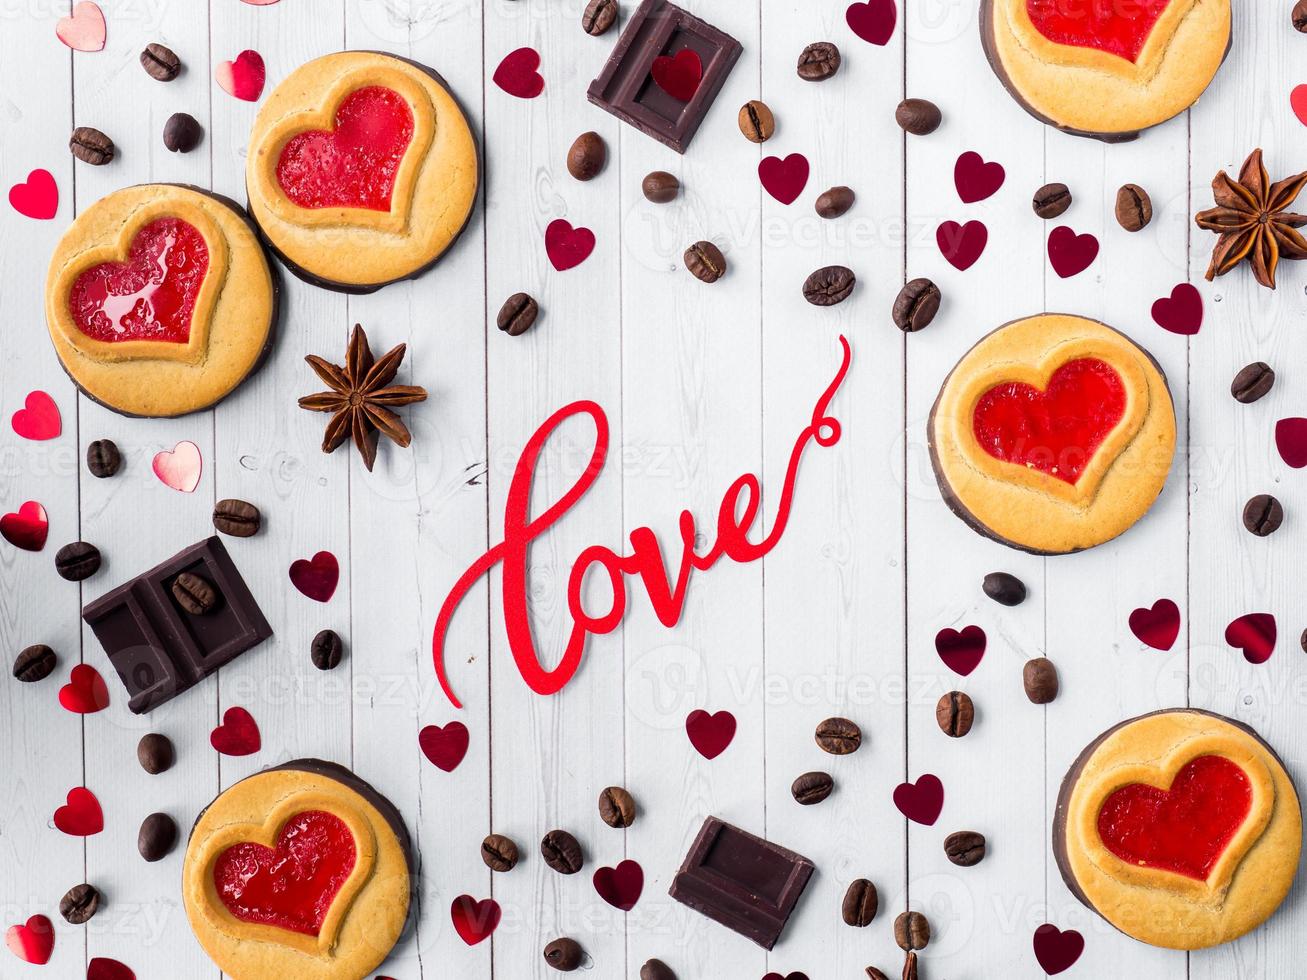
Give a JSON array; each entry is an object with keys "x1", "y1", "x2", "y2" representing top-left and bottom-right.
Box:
[
  {"x1": 55, "y1": 1, "x2": 105, "y2": 52},
  {"x1": 1151, "y1": 283, "x2": 1202, "y2": 335},
  {"x1": 1048, "y1": 226, "x2": 1099, "y2": 278},
  {"x1": 593, "y1": 859, "x2": 644, "y2": 911},
  {"x1": 936, "y1": 219, "x2": 988, "y2": 270},
  {"x1": 1275, "y1": 418, "x2": 1307, "y2": 468},
  {"x1": 58, "y1": 664, "x2": 109, "y2": 714},
  {"x1": 1225, "y1": 613, "x2": 1276, "y2": 665},
  {"x1": 9, "y1": 169, "x2": 58, "y2": 220},
  {"x1": 451, "y1": 895, "x2": 501, "y2": 946},
  {"x1": 493, "y1": 46, "x2": 544, "y2": 99},
  {"x1": 419, "y1": 721, "x2": 469, "y2": 772},
  {"x1": 758, "y1": 153, "x2": 810, "y2": 205},
  {"x1": 894, "y1": 773, "x2": 944, "y2": 825},
  {"x1": 5, "y1": 914, "x2": 54, "y2": 965},
  {"x1": 954, "y1": 151, "x2": 1005, "y2": 204},
  {"x1": 211, "y1": 706, "x2": 261, "y2": 756},
  {"x1": 1, "y1": 500, "x2": 49, "y2": 552},
  {"x1": 1292, "y1": 84, "x2": 1307, "y2": 127},
  {"x1": 215, "y1": 49, "x2": 265, "y2": 101},
  {"x1": 763, "y1": 974, "x2": 810, "y2": 980},
  {"x1": 11, "y1": 391, "x2": 61, "y2": 441},
  {"x1": 846, "y1": 0, "x2": 897, "y2": 45},
  {"x1": 152, "y1": 440, "x2": 203, "y2": 493},
  {"x1": 935, "y1": 625, "x2": 986, "y2": 676},
  {"x1": 1033, "y1": 923, "x2": 1084, "y2": 975},
  {"x1": 545, "y1": 219, "x2": 596, "y2": 272},
  {"x1": 651, "y1": 49, "x2": 703, "y2": 101},
  {"x1": 1129, "y1": 599, "x2": 1181, "y2": 651},
  {"x1": 686, "y1": 709, "x2": 736, "y2": 760},
  {"x1": 88, "y1": 958, "x2": 136, "y2": 980},
  {"x1": 290, "y1": 550, "x2": 340, "y2": 602},
  {"x1": 54, "y1": 786, "x2": 103, "y2": 836}
]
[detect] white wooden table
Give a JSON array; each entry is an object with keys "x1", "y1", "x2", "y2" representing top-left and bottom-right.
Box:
[{"x1": 1, "y1": 1, "x2": 1303, "y2": 977}]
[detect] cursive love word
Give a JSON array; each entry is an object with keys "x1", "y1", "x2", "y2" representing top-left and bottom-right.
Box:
[{"x1": 432, "y1": 335, "x2": 852, "y2": 708}]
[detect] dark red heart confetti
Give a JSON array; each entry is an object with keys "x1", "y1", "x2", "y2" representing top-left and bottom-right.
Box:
[
  {"x1": 686, "y1": 709, "x2": 736, "y2": 760},
  {"x1": 936, "y1": 220, "x2": 987, "y2": 270},
  {"x1": 758, "y1": 153, "x2": 810, "y2": 205},
  {"x1": 9, "y1": 169, "x2": 58, "y2": 220},
  {"x1": 1, "y1": 501, "x2": 49, "y2": 552},
  {"x1": 935, "y1": 625, "x2": 986, "y2": 676},
  {"x1": 1048, "y1": 226, "x2": 1099, "y2": 278},
  {"x1": 763, "y1": 974, "x2": 810, "y2": 980},
  {"x1": 845, "y1": 0, "x2": 897, "y2": 45},
  {"x1": 1275, "y1": 418, "x2": 1307, "y2": 468},
  {"x1": 1151, "y1": 283, "x2": 1202, "y2": 335},
  {"x1": 1225, "y1": 613, "x2": 1276, "y2": 665},
  {"x1": 651, "y1": 49, "x2": 702, "y2": 101},
  {"x1": 58, "y1": 664, "x2": 109, "y2": 714},
  {"x1": 893, "y1": 773, "x2": 944, "y2": 825},
  {"x1": 54, "y1": 786, "x2": 103, "y2": 836},
  {"x1": 88, "y1": 957, "x2": 136, "y2": 980},
  {"x1": 5, "y1": 914, "x2": 54, "y2": 965},
  {"x1": 1129, "y1": 599, "x2": 1181, "y2": 651},
  {"x1": 289, "y1": 550, "x2": 339, "y2": 602},
  {"x1": 593, "y1": 859, "x2": 644, "y2": 910},
  {"x1": 11, "y1": 391, "x2": 61, "y2": 441},
  {"x1": 451, "y1": 895, "x2": 501, "y2": 945},
  {"x1": 545, "y1": 219, "x2": 596, "y2": 271},
  {"x1": 953, "y1": 151, "x2": 1005, "y2": 203},
  {"x1": 419, "y1": 721, "x2": 469, "y2": 772},
  {"x1": 1033, "y1": 923, "x2": 1084, "y2": 975},
  {"x1": 493, "y1": 46, "x2": 544, "y2": 99},
  {"x1": 210, "y1": 706, "x2": 261, "y2": 756}
]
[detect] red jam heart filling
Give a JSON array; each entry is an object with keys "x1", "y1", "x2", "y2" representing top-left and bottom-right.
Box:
[
  {"x1": 972, "y1": 358, "x2": 1126, "y2": 485},
  {"x1": 67, "y1": 217, "x2": 209, "y2": 345},
  {"x1": 1026, "y1": 0, "x2": 1172, "y2": 63},
  {"x1": 276, "y1": 86, "x2": 415, "y2": 211},
  {"x1": 1097, "y1": 755, "x2": 1253, "y2": 881},
  {"x1": 212, "y1": 810, "x2": 357, "y2": 937}
]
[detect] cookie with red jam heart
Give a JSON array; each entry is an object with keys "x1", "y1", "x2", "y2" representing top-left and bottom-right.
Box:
[
  {"x1": 1055, "y1": 710, "x2": 1301, "y2": 949},
  {"x1": 928, "y1": 314, "x2": 1175, "y2": 554},
  {"x1": 246, "y1": 51, "x2": 478, "y2": 293},
  {"x1": 183, "y1": 760, "x2": 412, "y2": 980},
  {"x1": 45, "y1": 184, "x2": 277, "y2": 417},
  {"x1": 982, "y1": 0, "x2": 1230, "y2": 141}
]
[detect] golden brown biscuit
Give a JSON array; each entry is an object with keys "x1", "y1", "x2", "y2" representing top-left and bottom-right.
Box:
[
  {"x1": 1055, "y1": 710, "x2": 1301, "y2": 949},
  {"x1": 246, "y1": 51, "x2": 478, "y2": 292},
  {"x1": 184, "y1": 760, "x2": 411, "y2": 980},
  {"x1": 928, "y1": 314, "x2": 1175, "y2": 554},
  {"x1": 981, "y1": 0, "x2": 1230, "y2": 140},
  {"x1": 45, "y1": 184, "x2": 277, "y2": 417}
]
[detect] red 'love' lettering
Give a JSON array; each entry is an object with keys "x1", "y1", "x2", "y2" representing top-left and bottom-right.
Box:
[{"x1": 432, "y1": 336, "x2": 852, "y2": 707}]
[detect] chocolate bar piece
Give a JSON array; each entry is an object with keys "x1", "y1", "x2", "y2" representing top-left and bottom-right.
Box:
[
  {"x1": 587, "y1": 0, "x2": 742, "y2": 154},
  {"x1": 83, "y1": 537, "x2": 271, "y2": 714},
  {"x1": 668, "y1": 816, "x2": 814, "y2": 949}
]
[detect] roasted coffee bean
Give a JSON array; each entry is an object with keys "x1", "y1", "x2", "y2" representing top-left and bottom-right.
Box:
[
  {"x1": 55, "y1": 542, "x2": 101, "y2": 581},
  {"x1": 894, "y1": 98, "x2": 941, "y2": 135},
  {"x1": 540, "y1": 829, "x2": 583, "y2": 874},
  {"x1": 864, "y1": 969, "x2": 889, "y2": 980},
  {"x1": 738, "y1": 100, "x2": 775, "y2": 142},
  {"x1": 797, "y1": 41, "x2": 841, "y2": 81},
  {"x1": 582, "y1": 0, "x2": 618, "y2": 36},
  {"x1": 1243, "y1": 494, "x2": 1284, "y2": 536},
  {"x1": 936, "y1": 691, "x2": 974, "y2": 738},
  {"x1": 163, "y1": 112, "x2": 203, "y2": 153},
  {"x1": 902, "y1": 950, "x2": 919, "y2": 980},
  {"x1": 172, "y1": 572, "x2": 219, "y2": 615},
  {"x1": 137, "y1": 733, "x2": 175, "y2": 775},
  {"x1": 841, "y1": 878, "x2": 879, "y2": 927},
  {"x1": 481, "y1": 833, "x2": 519, "y2": 872},
  {"x1": 1032, "y1": 182, "x2": 1072, "y2": 219},
  {"x1": 641, "y1": 959, "x2": 677, "y2": 980},
  {"x1": 1301, "y1": 628, "x2": 1307, "y2": 655},
  {"x1": 1023, "y1": 657, "x2": 1059, "y2": 704},
  {"x1": 141, "y1": 42, "x2": 181, "y2": 81},
  {"x1": 213, "y1": 498, "x2": 261, "y2": 536},
  {"x1": 642, "y1": 170, "x2": 679, "y2": 203},
  {"x1": 544, "y1": 937, "x2": 585, "y2": 972},
  {"x1": 684, "y1": 241, "x2": 727, "y2": 283},
  {"x1": 814, "y1": 716, "x2": 862, "y2": 755},
  {"x1": 982, "y1": 571, "x2": 1027, "y2": 606},
  {"x1": 791, "y1": 771, "x2": 834, "y2": 805},
  {"x1": 1231, "y1": 361, "x2": 1275, "y2": 403},
  {"x1": 894, "y1": 910, "x2": 930, "y2": 951},
  {"x1": 311, "y1": 629, "x2": 344, "y2": 670},
  {"x1": 815, "y1": 185, "x2": 855, "y2": 219},
  {"x1": 892, "y1": 277, "x2": 940, "y2": 332},
  {"x1": 13, "y1": 644, "x2": 57, "y2": 683},
  {"x1": 138, "y1": 812, "x2": 178, "y2": 862},
  {"x1": 86, "y1": 439, "x2": 121, "y2": 478},
  {"x1": 1115, "y1": 183, "x2": 1152, "y2": 232},
  {"x1": 59, "y1": 883, "x2": 100, "y2": 924},
  {"x1": 943, "y1": 830, "x2": 986, "y2": 867},
  {"x1": 803, "y1": 265, "x2": 856, "y2": 306},
  {"x1": 567, "y1": 131, "x2": 607, "y2": 181},
  {"x1": 497, "y1": 292, "x2": 540, "y2": 336},
  {"x1": 1296, "y1": 0, "x2": 1307, "y2": 31},
  {"x1": 69, "y1": 127, "x2": 114, "y2": 166},
  {"x1": 598, "y1": 786, "x2": 636, "y2": 828}
]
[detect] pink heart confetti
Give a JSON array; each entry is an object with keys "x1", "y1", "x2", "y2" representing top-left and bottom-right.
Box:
[
  {"x1": 153, "y1": 440, "x2": 202, "y2": 493},
  {"x1": 216, "y1": 49, "x2": 265, "y2": 102},
  {"x1": 9, "y1": 169, "x2": 58, "y2": 220},
  {"x1": 1292, "y1": 84, "x2": 1307, "y2": 127},
  {"x1": 11, "y1": 391, "x2": 61, "y2": 441},
  {"x1": 56, "y1": 1, "x2": 105, "y2": 52}
]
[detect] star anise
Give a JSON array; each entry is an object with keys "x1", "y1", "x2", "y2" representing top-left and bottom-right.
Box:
[
  {"x1": 298, "y1": 324, "x2": 427, "y2": 471},
  {"x1": 1195, "y1": 148, "x2": 1307, "y2": 290}
]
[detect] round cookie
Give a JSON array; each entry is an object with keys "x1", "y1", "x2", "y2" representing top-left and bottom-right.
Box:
[
  {"x1": 45, "y1": 184, "x2": 277, "y2": 417},
  {"x1": 928, "y1": 313, "x2": 1175, "y2": 554},
  {"x1": 246, "y1": 51, "x2": 479, "y2": 293},
  {"x1": 981, "y1": 0, "x2": 1230, "y2": 141},
  {"x1": 184, "y1": 760, "x2": 412, "y2": 980},
  {"x1": 1055, "y1": 710, "x2": 1301, "y2": 950}
]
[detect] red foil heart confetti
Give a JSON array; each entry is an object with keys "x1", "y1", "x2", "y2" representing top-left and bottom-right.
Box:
[
  {"x1": 450, "y1": 895, "x2": 501, "y2": 946},
  {"x1": 418, "y1": 721, "x2": 469, "y2": 772},
  {"x1": 5, "y1": 914, "x2": 54, "y2": 965},
  {"x1": 685, "y1": 709, "x2": 736, "y2": 760},
  {"x1": 216, "y1": 49, "x2": 266, "y2": 102},
  {"x1": 650, "y1": 49, "x2": 703, "y2": 101},
  {"x1": 210, "y1": 706, "x2": 261, "y2": 756},
  {"x1": 1225, "y1": 613, "x2": 1276, "y2": 665},
  {"x1": 1, "y1": 501, "x2": 50, "y2": 552},
  {"x1": 87, "y1": 957, "x2": 136, "y2": 980},
  {"x1": 493, "y1": 46, "x2": 544, "y2": 99},
  {"x1": 54, "y1": 786, "x2": 104, "y2": 836},
  {"x1": 593, "y1": 859, "x2": 644, "y2": 911},
  {"x1": 1129, "y1": 598, "x2": 1181, "y2": 651},
  {"x1": 290, "y1": 550, "x2": 340, "y2": 603},
  {"x1": 935, "y1": 625, "x2": 986, "y2": 676},
  {"x1": 11, "y1": 391, "x2": 61, "y2": 441},
  {"x1": 58, "y1": 664, "x2": 109, "y2": 714},
  {"x1": 758, "y1": 153, "x2": 810, "y2": 205},
  {"x1": 9, "y1": 169, "x2": 58, "y2": 220},
  {"x1": 544, "y1": 219, "x2": 596, "y2": 272},
  {"x1": 894, "y1": 773, "x2": 944, "y2": 825},
  {"x1": 936, "y1": 219, "x2": 988, "y2": 270},
  {"x1": 953, "y1": 151, "x2": 1005, "y2": 203}
]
